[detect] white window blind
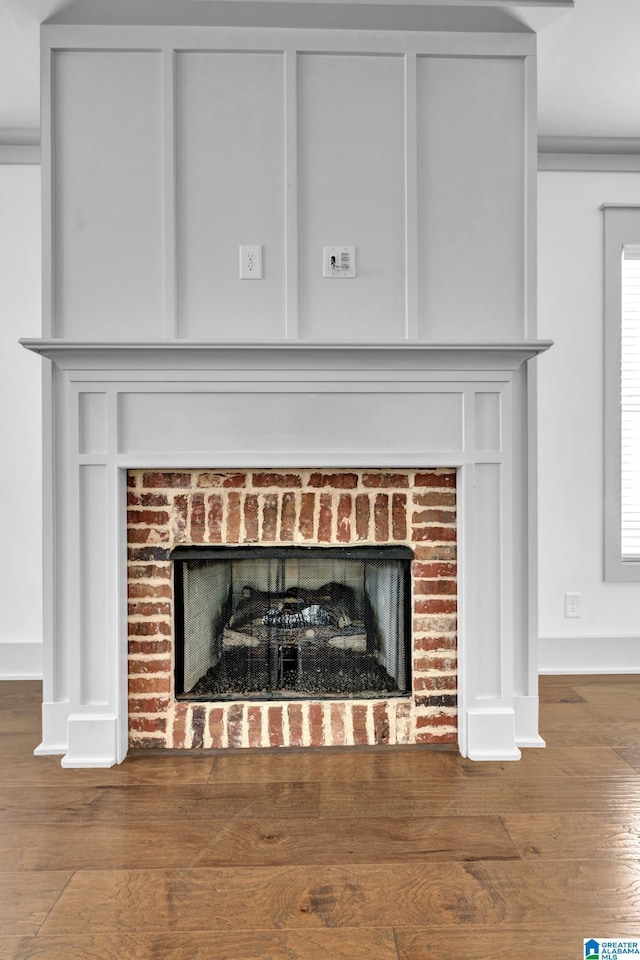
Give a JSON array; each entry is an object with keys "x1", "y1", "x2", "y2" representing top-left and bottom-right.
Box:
[{"x1": 621, "y1": 244, "x2": 640, "y2": 560}]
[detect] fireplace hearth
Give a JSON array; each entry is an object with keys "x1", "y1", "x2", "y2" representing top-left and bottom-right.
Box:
[{"x1": 173, "y1": 545, "x2": 412, "y2": 701}]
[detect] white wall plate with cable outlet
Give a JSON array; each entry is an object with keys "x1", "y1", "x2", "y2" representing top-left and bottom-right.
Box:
[{"x1": 323, "y1": 246, "x2": 356, "y2": 278}]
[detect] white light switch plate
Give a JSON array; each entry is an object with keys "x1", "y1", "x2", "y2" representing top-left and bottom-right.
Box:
[{"x1": 323, "y1": 246, "x2": 356, "y2": 278}]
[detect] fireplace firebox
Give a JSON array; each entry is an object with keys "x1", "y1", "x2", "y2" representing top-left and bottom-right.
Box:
[{"x1": 173, "y1": 545, "x2": 412, "y2": 701}]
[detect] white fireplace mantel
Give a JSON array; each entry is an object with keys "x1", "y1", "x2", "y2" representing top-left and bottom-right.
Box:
[
  {"x1": 22, "y1": 337, "x2": 551, "y2": 767},
  {"x1": 21, "y1": 338, "x2": 552, "y2": 370}
]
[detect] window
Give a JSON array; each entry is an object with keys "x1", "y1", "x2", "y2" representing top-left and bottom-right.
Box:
[
  {"x1": 603, "y1": 205, "x2": 640, "y2": 580},
  {"x1": 621, "y1": 245, "x2": 640, "y2": 561}
]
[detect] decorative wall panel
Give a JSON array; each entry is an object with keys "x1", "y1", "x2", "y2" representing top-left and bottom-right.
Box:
[
  {"x1": 298, "y1": 53, "x2": 406, "y2": 339},
  {"x1": 52, "y1": 51, "x2": 165, "y2": 338},
  {"x1": 118, "y1": 388, "x2": 465, "y2": 456},
  {"x1": 176, "y1": 52, "x2": 286, "y2": 338},
  {"x1": 416, "y1": 56, "x2": 526, "y2": 339}
]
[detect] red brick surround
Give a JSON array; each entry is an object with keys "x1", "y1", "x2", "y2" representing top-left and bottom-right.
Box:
[{"x1": 127, "y1": 468, "x2": 457, "y2": 749}]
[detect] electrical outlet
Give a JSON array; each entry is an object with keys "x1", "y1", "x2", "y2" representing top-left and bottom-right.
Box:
[
  {"x1": 239, "y1": 245, "x2": 263, "y2": 279},
  {"x1": 564, "y1": 593, "x2": 581, "y2": 618}
]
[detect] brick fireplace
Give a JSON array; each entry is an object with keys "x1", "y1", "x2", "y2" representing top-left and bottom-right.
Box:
[
  {"x1": 127, "y1": 467, "x2": 457, "y2": 750},
  {"x1": 20, "y1": 339, "x2": 551, "y2": 766},
  {"x1": 22, "y1": 7, "x2": 554, "y2": 766},
  {"x1": 18, "y1": 340, "x2": 548, "y2": 766}
]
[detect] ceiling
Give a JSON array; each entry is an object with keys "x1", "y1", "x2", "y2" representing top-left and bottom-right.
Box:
[{"x1": 1, "y1": 0, "x2": 638, "y2": 139}]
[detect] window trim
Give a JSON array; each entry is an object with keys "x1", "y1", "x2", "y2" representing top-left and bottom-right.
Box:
[{"x1": 602, "y1": 203, "x2": 640, "y2": 581}]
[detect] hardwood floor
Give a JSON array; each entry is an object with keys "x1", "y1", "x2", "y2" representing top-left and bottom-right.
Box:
[{"x1": 1, "y1": 676, "x2": 639, "y2": 959}]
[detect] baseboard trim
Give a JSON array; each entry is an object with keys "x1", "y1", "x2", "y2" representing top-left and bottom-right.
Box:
[
  {"x1": 539, "y1": 635, "x2": 640, "y2": 675},
  {"x1": 0, "y1": 641, "x2": 43, "y2": 679}
]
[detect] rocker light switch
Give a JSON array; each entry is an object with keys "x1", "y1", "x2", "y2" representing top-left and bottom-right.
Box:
[{"x1": 323, "y1": 246, "x2": 356, "y2": 278}]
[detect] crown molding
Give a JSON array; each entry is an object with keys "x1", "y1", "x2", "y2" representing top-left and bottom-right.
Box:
[
  {"x1": 0, "y1": 128, "x2": 40, "y2": 164},
  {"x1": 538, "y1": 137, "x2": 640, "y2": 172},
  {"x1": 5, "y1": 132, "x2": 640, "y2": 172}
]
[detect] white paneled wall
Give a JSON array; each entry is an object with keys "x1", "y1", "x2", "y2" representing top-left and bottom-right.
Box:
[{"x1": 44, "y1": 26, "x2": 535, "y2": 341}]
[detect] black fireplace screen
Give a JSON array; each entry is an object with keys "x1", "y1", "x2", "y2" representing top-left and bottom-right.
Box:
[{"x1": 172, "y1": 546, "x2": 412, "y2": 700}]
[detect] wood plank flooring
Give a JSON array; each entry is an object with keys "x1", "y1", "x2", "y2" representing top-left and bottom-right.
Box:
[{"x1": 1, "y1": 676, "x2": 639, "y2": 959}]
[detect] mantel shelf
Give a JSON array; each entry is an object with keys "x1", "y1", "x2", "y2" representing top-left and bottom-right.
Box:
[{"x1": 20, "y1": 338, "x2": 553, "y2": 373}]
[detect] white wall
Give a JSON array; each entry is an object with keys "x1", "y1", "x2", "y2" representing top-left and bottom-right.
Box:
[
  {"x1": 537, "y1": 170, "x2": 640, "y2": 673},
  {"x1": 0, "y1": 163, "x2": 42, "y2": 678},
  {"x1": 8, "y1": 165, "x2": 640, "y2": 678}
]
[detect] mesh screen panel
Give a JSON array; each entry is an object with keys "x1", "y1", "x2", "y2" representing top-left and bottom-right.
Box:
[
  {"x1": 182, "y1": 560, "x2": 231, "y2": 691},
  {"x1": 175, "y1": 549, "x2": 411, "y2": 700}
]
